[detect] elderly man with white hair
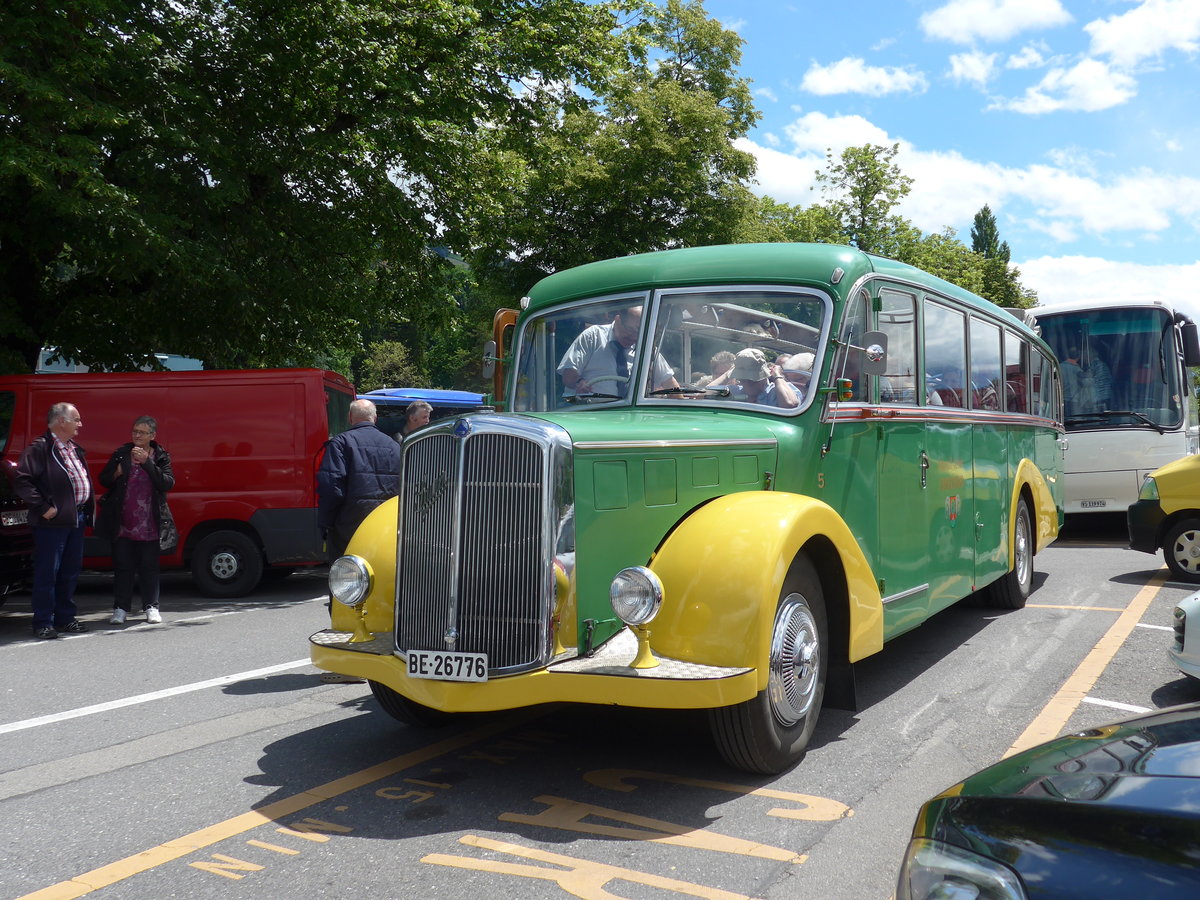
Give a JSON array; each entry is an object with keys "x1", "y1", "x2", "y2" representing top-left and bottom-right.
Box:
[{"x1": 316, "y1": 398, "x2": 400, "y2": 562}]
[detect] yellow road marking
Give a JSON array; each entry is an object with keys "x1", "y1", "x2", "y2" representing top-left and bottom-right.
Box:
[
  {"x1": 1003, "y1": 570, "x2": 1167, "y2": 759},
  {"x1": 16, "y1": 717, "x2": 533, "y2": 900}
]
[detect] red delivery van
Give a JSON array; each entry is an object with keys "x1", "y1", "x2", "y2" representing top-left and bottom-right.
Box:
[{"x1": 0, "y1": 369, "x2": 355, "y2": 597}]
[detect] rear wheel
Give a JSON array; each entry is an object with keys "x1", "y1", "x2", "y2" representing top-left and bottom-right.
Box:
[
  {"x1": 708, "y1": 555, "x2": 826, "y2": 774},
  {"x1": 192, "y1": 530, "x2": 264, "y2": 597},
  {"x1": 369, "y1": 680, "x2": 451, "y2": 727},
  {"x1": 1164, "y1": 519, "x2": 1200, "y2": 583},
  {"x1": 984, "y1": 497, "x2": 1033, "y2": 609}
]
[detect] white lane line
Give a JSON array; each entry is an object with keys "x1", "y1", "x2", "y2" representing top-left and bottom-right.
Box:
[
  {"x1": 1081, "y1": 697, "x2": 1152, "y2": 714},
  {"x1": 4, "y1": 595, "x2": 328, "y2": 647},
  {"x1": 1135, "y1": 623, "x2": 1174, "y2": 632},
  {"x1": 0, "y1": 659, "x2": 313, "y2": 735}
]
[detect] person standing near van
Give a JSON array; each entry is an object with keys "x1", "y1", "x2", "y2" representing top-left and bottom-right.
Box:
[
  {"x1": 98, "y1": 416, "x2": 176, "y2": 625},
  {"x1": 14, "y1": 402, "x2": 94, "y2": 639},
  {"x1": 318, "y1": 399, "x2": 400, "y2": 561}
]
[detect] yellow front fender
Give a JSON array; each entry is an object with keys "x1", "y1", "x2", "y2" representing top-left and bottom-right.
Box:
[
  {"x1": 329, "y1": 497, "x2": 399, "y2": 634},
  {"x1": 647, "y1": 492, "x2": 883, "y2": 688}
]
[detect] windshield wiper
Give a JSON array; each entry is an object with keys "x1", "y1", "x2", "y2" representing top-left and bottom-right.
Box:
[
  {"x1": 564, "y1": 392, "x2": 623, "y2": 403},
  {"x1": 648, "y1": 385, "x2": 731, "y2": 397},
  {"x1": 1067, "y1": 410, "x2": 1167, "y2": 434}
]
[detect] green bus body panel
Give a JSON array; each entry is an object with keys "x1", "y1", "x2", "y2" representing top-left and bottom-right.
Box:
[{"x1": 531, "y1": 410, "x2": 796, "y2": 650}]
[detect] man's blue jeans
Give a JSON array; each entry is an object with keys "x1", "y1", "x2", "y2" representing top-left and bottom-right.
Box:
[{"x1": 30, "y1": 517, "x2": 85, "y2": 630}]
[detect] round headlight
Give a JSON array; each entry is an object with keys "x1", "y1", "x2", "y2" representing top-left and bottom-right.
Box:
[
  {"x1": 610, "y1": 567, "x2": 663, "y2": 626},
  {"x1": 329, "y1": 556, "x2": 372, "y2": 608}
]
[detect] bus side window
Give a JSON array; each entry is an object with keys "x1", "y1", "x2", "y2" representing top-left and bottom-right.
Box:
[
  {"x1": 878, "y1": 289, "x2": 917, "y2": 404},
  {"x1": 834, "y1": 290, "x2": 869, "y2": 400},
  {"x1": 1004, "y1": 330, "x2": 1029, "y2": 414},
  {"x1": 970, "y1": 318, "x2": 1002, "y2": 411},
  {"x1": 924, "y1": 300, "x2": 967, "y2": 407}
]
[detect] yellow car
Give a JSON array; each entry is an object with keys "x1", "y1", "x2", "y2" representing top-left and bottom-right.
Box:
[{"x1": 1129, "y1": 454, "x2": 1200, "y2": 581}]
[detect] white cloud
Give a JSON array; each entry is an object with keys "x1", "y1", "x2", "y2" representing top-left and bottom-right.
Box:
[
  {"x1": 1020, "y1": 256, "x2": 1200, "y2": 321},
  {"x1": 740, "y1": 112, "x2": 1200, "y2": 248},
  {"x1": 948, "y1": 51, "x2": 999, "y2": 87},
  {"x1": 781, "y1": 112, "x2": 895, "y2": 155},
  {"x1": 1085, "y1": 0, "x2": 1200, "y2": 68},
  {"x1": 991, "y1": 58, "x2": 1137, "y2": 113},
  {"x1": 800, "y1": 57, "x2": 928, "y2": 96},
  {"x1": 755, "y1": 86, "x2": 779, "y2": 103},
  {"x1": 920, "y1": 0, "x2": 1072, "y2": 44},
  {"x1": 1007, "y1": 44, "x2": 1046, "y2": 69},
  {"x1": 762, "y1": 132, "x2": 781, "y2": 148}
]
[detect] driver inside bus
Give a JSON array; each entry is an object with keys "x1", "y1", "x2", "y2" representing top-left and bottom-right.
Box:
[{"x1": 557, "y1": 305, "x2": 678, "y2": 399}]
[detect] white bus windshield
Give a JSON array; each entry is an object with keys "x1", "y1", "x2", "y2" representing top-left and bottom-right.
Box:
[{"x1": 1036, "y1": 306, "x2": 1183, "y2": 430}]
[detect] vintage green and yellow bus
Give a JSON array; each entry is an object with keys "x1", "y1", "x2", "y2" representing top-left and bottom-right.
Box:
[{"x1": 312, "y1": 243, "x2": 1065, "y2": 773}]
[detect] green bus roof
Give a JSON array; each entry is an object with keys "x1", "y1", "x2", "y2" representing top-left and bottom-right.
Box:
[{"x1": 525, "y1": 243, "x2": 1016, "y2": 327}]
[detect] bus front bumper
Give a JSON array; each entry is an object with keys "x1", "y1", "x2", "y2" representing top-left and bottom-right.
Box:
[
  {"x1": 1127, "y1": 499, "x2": 1165, "y2": 554},
  {"x1": 310, "y1": 628, "x2": 761, "y2": 712}
]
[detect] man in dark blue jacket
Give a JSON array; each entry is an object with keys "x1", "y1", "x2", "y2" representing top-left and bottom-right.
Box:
[
  {"x1": 317, "y1": 399, "x2": 400, "y2": 561},
  {"x1": 15, "y1": 402, "x2": 95, "y2": 639}
]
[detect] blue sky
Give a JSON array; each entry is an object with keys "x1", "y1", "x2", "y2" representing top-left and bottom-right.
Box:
[{"x1": 703, "y1": 0, "x2": 1200, "y2": 315}]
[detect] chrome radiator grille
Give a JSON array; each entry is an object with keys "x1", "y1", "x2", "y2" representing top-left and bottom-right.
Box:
[{"x1": 397, "y1": 427, "x2": 551, "y2": 673}]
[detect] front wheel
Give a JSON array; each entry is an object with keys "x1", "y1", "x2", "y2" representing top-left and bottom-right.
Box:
[
  {"x1": 984, "y1": 497, "x2": 1033, "y2": 609},
  {"x1": 1163, "y1": 519, "x2": 1200, "y2": 583},
  {"x1": 708, "y1": 555, "x2": 827, "y2": 774},
  {"x1": 192, "y1": 530, "x2": 264, "y2": 597},
  {"x1": 369, "y1": 680, "x2": 451, "y2": 727}
]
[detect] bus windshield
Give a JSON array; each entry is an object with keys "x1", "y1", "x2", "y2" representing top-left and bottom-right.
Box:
[
  {"x1": 1036, "y1": 305, "x2": 1183, "y2": 430},
  {"x1": 511, "y1": 288, "x2": 830, "y2": 413}
]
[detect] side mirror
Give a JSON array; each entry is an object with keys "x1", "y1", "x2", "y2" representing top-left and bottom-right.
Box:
[
  {"x1": 858, "y1": 330, "x2": 889, "y2": 376},
  {"x1": 1181, "y1": 322, "x2": 1200, "y2": 368},
  {"x1": 482, "y1": 340, "x2": 498, "y2": 380}
]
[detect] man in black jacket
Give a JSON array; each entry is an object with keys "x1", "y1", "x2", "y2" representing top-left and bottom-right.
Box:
[
  {"x1": 15, "y1": 402, "x2": 94, "y2": 639},
  {"x1": 317, "y1": 399, "x2": 400, "y2": 562}
]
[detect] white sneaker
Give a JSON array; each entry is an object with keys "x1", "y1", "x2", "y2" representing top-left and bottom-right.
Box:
[
  {"x1": 110, "y1": 608, "x2": 127, "y2": 625},
  {"x1": 145, "y1": 607, "x2": 162, "y2": 624}
]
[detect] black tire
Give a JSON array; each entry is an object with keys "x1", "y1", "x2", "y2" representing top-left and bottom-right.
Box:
[
  {"x1": 192, "y1": 530, "x2": 264, "y2": 597},
  {"x1": 369, "y1": 680, "x2": 451, "y2": 727},
  {"x1": 985, "y1": 497, "x2": 1033, "y2": 609},
  {"x1": 708, "y1": 554, "x2": 827, "y2": 774},
  {"x1": 1163, "y1": 519, "x2": 1200, "y2": 583}
]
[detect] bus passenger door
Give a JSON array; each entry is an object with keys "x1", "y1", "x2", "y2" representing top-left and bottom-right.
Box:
[
  {"x1": 923, "y1": 419, "x2": 975, "y2": 609},
  {"x1": 877, "y1": 419, "x2": 933, "y2": 634}
]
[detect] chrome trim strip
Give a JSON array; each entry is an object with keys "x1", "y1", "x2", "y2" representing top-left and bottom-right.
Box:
[
  {"x1": 882, "y1": 584, "x2": 929, "y2": 605},
  {"x1": 574, "y1": 438, "x2": 777, "y2": 450}
]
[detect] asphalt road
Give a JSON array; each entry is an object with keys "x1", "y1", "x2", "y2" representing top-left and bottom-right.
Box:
[{"x1": 2, "y1": 520, "x2": 1197, "y2": 900}]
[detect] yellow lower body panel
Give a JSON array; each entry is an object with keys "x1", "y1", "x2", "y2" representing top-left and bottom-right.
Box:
[{"x1": 311, "y1": 629, "x2": 761, "y2": 712}]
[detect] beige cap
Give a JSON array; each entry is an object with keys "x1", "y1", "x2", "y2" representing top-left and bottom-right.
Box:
[{"x1": 732, "y1": 348, "x2": 770, "y2": 381}]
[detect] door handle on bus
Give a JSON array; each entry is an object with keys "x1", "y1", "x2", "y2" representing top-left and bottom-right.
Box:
[
  {"x1": 920, "y1": 451, "x2": 930, "y2": 488},
  {"x1": 1056, "y1": 436, "x2": 1069, "y2": 454}
]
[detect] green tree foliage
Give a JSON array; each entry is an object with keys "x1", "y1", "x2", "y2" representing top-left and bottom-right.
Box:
[
  {"x1": 0, "y1": 0, "x2": 633, "y2": 373},
  {"x1": 358, "y1": 341, "x2": 427, "y2": 392},
  {"x1": 814, "y1": 143, "x2": 913, "y2": 255},
  {"x1": 745, "y1": 146, "x2": 1039, "y2": 309},
  {"x1": 970, "y1": 204, "x2": 1011, "y2": 262},
  {"x1": 465, "y1": 0, "x2": 760, "y2": 296}
]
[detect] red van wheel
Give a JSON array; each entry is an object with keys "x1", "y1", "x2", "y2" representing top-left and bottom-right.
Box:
[{"x1": 193, "y1": 530, "x2": 264, "y2": 597}]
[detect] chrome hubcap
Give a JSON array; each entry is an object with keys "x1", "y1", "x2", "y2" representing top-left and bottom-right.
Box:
[
  {"x1": 1174, "y1": 530, "x2": 1200, "y2": 573},
  {"x1": 768, "y1": 594, "x2": 820, "y2": 727},
  {"x1": 211, "y1": 550, "x2": 239, "y2": 579}
]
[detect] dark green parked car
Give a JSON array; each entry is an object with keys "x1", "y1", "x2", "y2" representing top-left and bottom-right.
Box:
[{"x1": 898, "y1": 703, "x2": 1200, "y2": 899}]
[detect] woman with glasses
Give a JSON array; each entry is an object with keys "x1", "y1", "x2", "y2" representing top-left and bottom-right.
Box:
[{"x1": 97, "y1": 416, "x2": 177, "y2": 624}]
